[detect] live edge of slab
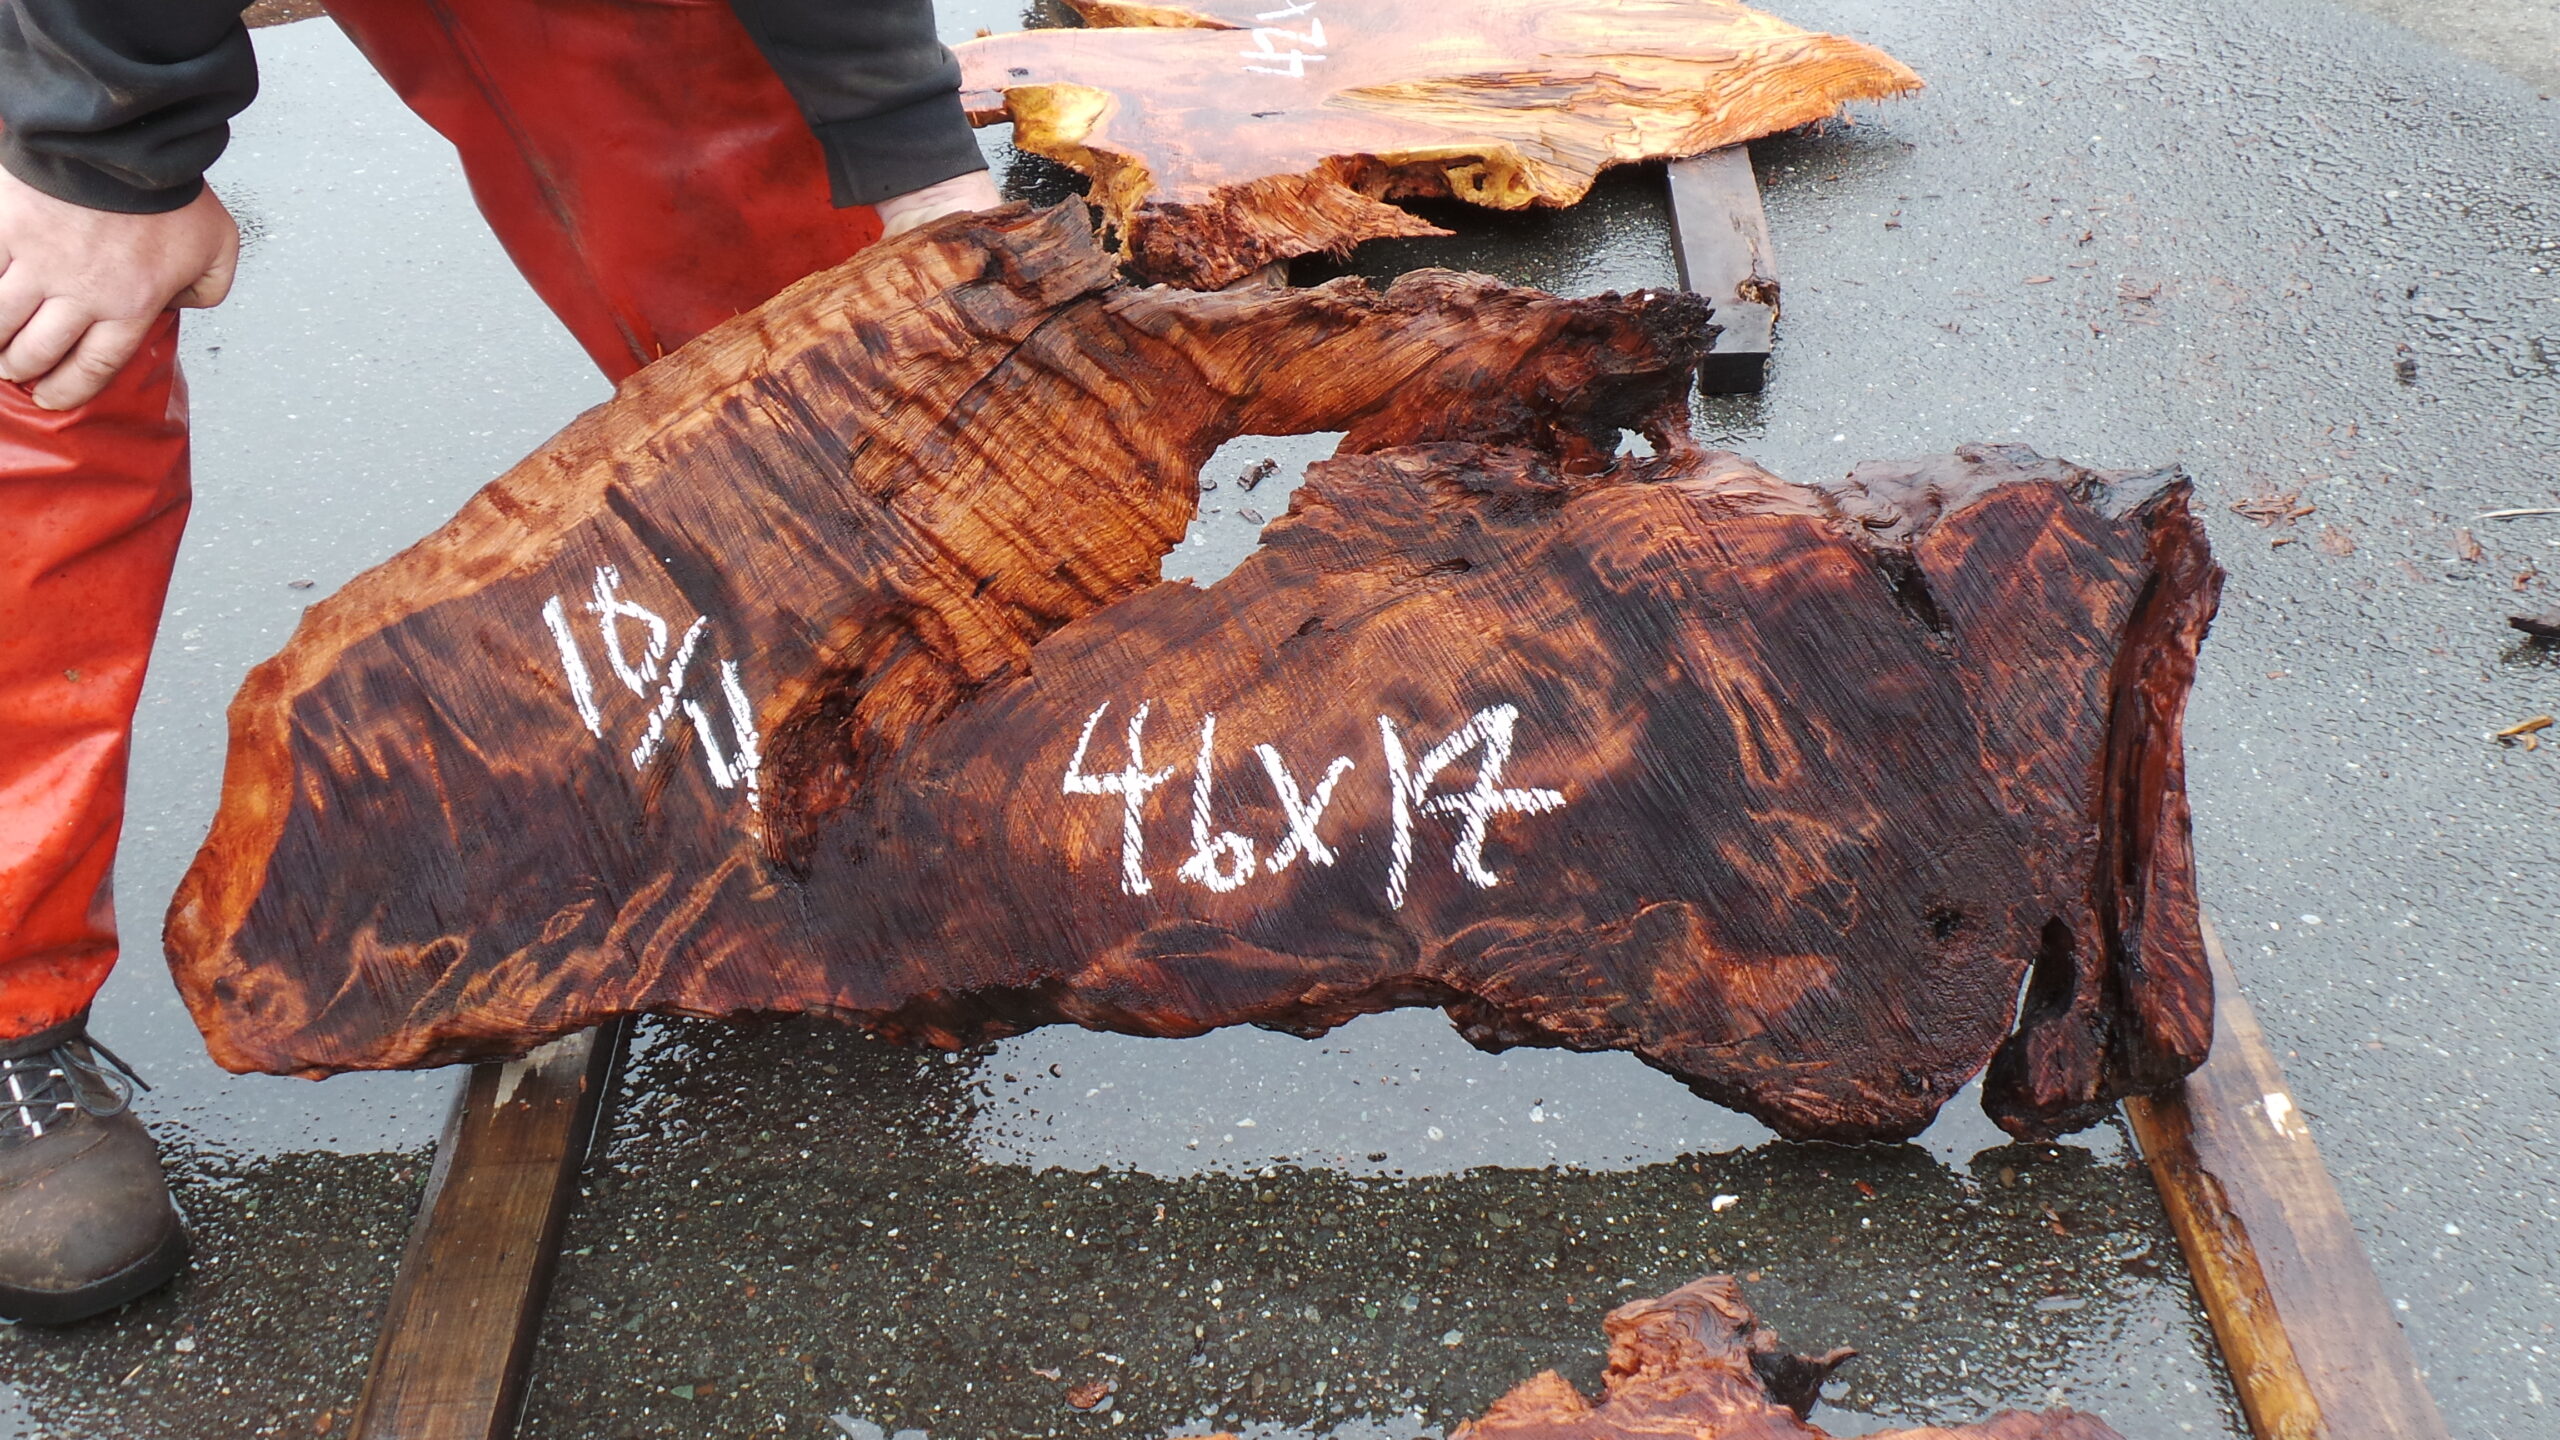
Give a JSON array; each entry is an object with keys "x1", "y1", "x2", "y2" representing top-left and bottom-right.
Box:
[{"x1": 2123, "y1": 918, "x2": 2453, "y2": 1440}]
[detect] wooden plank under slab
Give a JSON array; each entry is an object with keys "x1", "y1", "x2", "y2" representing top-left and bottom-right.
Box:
[
  {"x1": 1665, "y1": 146, "x2": 1778, "y2": 394},
  {"x1": 2125, "y1": 919, "x2": 2452, "y2": 1440},
  {"x1": 347, "y1": 1021, "x2": 626, "y2": 1440}
]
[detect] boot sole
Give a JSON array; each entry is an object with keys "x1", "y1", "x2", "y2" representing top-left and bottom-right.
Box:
[{"x1": 0, "y1": 1223, "x2": 191, "y2": 1326}]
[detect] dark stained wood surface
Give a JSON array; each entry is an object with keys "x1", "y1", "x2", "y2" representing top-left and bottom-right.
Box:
[
  {"x1": 165, "y1": 203, "x2": 2221, "y2": 1145},
  {"x1": 347, "y1": 1022, "x2": 624, "y2": 1440},
  {"x1": 1448, "y1": 1275, "x2": 2123, "y2": 1440},
  {"x1": 2124, "y1": 920, "x2": 2452, "y2": 1440},
  {"x1": 1667, "y1": 146, "x2": 1778, "y2": 394},
  {"x1": 955, "y1": 0, "x2": 1919, "y2": 288}
]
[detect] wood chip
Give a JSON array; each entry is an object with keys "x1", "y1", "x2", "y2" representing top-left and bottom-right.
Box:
[
  {"x1": 2495, "y1": 715, "x2": 2554, "y2": 751},
  {"x1": 2230, "y1": 489, "x2": 2306, "y2": 526}
]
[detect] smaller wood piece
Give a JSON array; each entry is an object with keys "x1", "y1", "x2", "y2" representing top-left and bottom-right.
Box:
[
  {"x1": 1436, "y1": 1276, "x2": 2119, "y2": 1439},
  {"x1": 2123, "y1": 920, "x2": 2451, "y2": 1440},
  {"x1": 957, "y1": 0, "x2": 1918, "y2": 288},
  {"x1": 1667, "y1": 147, "x2": 1778, "y2": 394},
  {"x1": 348, "y1": 1023, "x2": 623, "y2": 1440}
]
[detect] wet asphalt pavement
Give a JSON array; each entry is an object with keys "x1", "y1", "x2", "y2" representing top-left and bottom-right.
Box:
[{"x1": 4, "y1": 0, "x2": 2558, "y2": 1435}]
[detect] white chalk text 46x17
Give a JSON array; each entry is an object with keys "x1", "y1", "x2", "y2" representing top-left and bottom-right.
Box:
[{"x1": 1063, "y1": 699, "x2": 1565, "y2": 906}]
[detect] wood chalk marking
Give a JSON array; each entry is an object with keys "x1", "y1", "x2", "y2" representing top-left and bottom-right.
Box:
[
  {"x1": 1241, "y1": 9, "x2": 1325, "y2": 77},
  {"x1": 1379, "y1": 703, "x2": 1567, "y2": 909},
  {"x1": 584, "y1": 564, "x2": 668, "y2": 697},
  {"x1": 1257, "y1": 743, "x2": 1354, "y2": 873},
  {"x1": 1177, "y1": 714, "x2": 1259, "y2": 892},
  {"x1": 628, "y1": 616, "x2": 709, "y2": 772},
  {"x1": 1064, "y1": 701, "x2": 1177, "y2": 895},
  {"x1": 539, "y1": 595, "x2": 603, "y2": 738},
  {"x1": 717, "y1": 660, "x2": 764, "y2": 811},
  {"x1": 544, "y1": 567, "x2": 762, "y2": 810}
]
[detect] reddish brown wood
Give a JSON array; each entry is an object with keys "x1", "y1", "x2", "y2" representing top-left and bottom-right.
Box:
[
  {"x1": 956, "y1": 0, "x2": 1919, "y2": 288},
  {"x1": 1448, "y1": 1276, "x2": 2121, "y2": 1440},
  {"x1": 165, "y1": 203, "x2": 2220, "y2": 1145}
]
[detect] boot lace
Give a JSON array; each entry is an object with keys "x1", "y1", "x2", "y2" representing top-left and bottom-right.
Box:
[{"x1": 0, "y1": 1033, "x2": 150, "y2": 1147}]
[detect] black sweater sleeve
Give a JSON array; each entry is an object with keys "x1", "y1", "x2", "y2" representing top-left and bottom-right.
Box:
[
  {"x1": 0, "y1": 0, "x2": 256, "y2": 213},
  {"x1": 0, "y1": 0, "x2": 976, "y2": 216},
  {"x1": 723, "y1": 0, "x2": 989, "y2": 209}
]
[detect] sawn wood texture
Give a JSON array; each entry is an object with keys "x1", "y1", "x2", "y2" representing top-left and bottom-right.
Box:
[
  {"x1": 955, "y1": 0, "x2": 1919, "y2": 287},
  {"x1": 165, "y1": 204, "x2": 2219, "y2": 1144}
]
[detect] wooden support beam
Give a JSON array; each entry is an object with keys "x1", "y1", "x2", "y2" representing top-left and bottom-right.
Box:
[
  {"x1": 1665, "y1": 146, "x2": 1777, "y2": 394},
  {"x1": 347, "y1": 1021, "x2": 625, "y2": 1440},
  {"x1": 2124, "y1": 920, "x2": 2451, "y2": 1440}
]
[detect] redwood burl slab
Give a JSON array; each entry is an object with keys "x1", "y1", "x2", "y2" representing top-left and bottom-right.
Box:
[
  {"x1": 956, "y1": 0, "x2": 1920, "y2": 288},
  {"x1": 1452, "y1": 1276, "x2": 2124, "y2": 1440},
  {"x1": 165, "y1": 204, "x2": 2219, "y2": 1142}
]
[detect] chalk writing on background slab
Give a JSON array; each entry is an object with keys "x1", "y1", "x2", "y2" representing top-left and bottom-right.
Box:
[
  {"x1": 1063, "y1": 699, "x2": 1565, "y2": 905},
  {"x1": 1240, "y1": 0, "x2": 1325, "y2": 77}
]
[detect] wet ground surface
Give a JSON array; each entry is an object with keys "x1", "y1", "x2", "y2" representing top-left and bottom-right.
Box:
[
  {"x1": 522, "y1": 1020, "x2": 2225, "y2": 1440},
  {"x1": 6, "y1": 0, "x2": 2559, "y2": 1435}
]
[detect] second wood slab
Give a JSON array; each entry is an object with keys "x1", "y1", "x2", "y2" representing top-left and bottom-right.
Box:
[{"x1": 957, "y1": 0, "x2": 1917, "y2": 288}]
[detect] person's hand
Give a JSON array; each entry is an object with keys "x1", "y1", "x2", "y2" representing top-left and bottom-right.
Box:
[
  {"x1": 0, "y1": 165, "x2": 239, "y2": 411},
  {"x1": 874, "y1": 169, "x2": 1003, "y2": 238}
]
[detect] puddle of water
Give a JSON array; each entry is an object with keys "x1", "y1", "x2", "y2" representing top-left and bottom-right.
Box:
[{"x1": 966, "y1": 1008, "x2": 2044, "y2": 1179}]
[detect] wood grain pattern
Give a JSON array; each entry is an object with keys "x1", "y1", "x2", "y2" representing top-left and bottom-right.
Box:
[
  {"x1": 347, "y1": 1022, "x2": 622, "y2": 1440},
  {"x1": 2124, "y1": 921, "x2": 2452, "y2": 1440},
  {"x1": 165, "y1": 204, "x2": 2219, "y2": 1144},
  {"x1": 1449, "y1": 1275, "x2": 2122, "y2": 1440},
  {"x1": 955, "y1": 0, "x2": 1919, "y2": 288}
]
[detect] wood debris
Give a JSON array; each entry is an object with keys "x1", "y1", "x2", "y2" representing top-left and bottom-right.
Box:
[{"x1": 2495, "y1": 716, "x2": 2554, "y2": 751}]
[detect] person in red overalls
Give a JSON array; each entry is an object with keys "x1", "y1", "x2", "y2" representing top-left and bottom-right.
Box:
[{"x1": 0, "y1": 0, "x2": 1000, "y2": 1324}]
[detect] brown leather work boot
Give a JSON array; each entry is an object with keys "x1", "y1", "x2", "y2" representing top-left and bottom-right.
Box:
[{"x1": 0, "y1": 1016, "x2": 190, "y2": 1325}]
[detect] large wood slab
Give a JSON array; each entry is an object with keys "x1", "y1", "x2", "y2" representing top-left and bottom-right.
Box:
[
  {"x1": 166, "y1": 204, "x2": 2219, "y2": 1144},
  {"x1": 956, "y1": 0, "x2": 1919, "y2": 288}
]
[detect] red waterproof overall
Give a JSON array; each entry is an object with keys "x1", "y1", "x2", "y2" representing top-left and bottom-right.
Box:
[{"x1": 0, "y1": 0, "x2": 883, "y2": 1042}]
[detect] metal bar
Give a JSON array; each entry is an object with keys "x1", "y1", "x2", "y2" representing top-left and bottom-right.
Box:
[
  {"x1": 2125, "y1": 920, "x2": 2450, "y2": 1440},
  {"x1": 347, "y1": 1021, "x2": 627, "y2": 1440},
  {"x1": 1664, "y1": 146, "x2": 1777, "y2": 394}
]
